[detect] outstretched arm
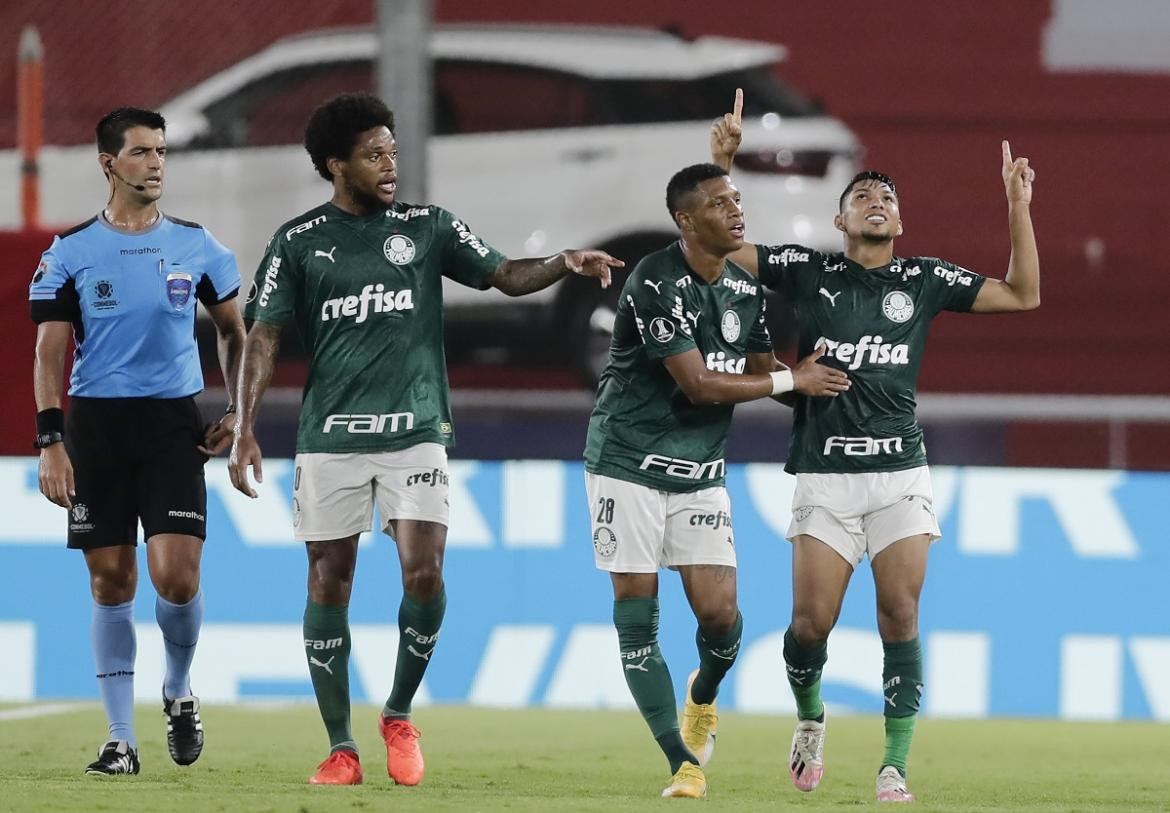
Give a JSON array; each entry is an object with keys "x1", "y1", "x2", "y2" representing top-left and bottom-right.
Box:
[
  {"x1": 971, "y1": 141, "x2": 1040, "y2": 313},
  {"x1": 228, "y1": 320, "x2": 281, "y2": 498},
  {"x1": 487, "y1": 250, "x2": 624, "y2": 297}
]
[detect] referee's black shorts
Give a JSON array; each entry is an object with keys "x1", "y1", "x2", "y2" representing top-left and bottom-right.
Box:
[{"x1": 64, "y1": 396, "x2": 208, "y2": 549}]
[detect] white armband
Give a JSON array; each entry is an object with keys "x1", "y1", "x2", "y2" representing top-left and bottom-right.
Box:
[{"x1": 769, "y1": 370, "x2": 794, "y2": 396}]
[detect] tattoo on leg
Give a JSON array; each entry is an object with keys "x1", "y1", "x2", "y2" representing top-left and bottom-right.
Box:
[{"x1": 691, "y1": 564, "x2": 734, "y2": 584}]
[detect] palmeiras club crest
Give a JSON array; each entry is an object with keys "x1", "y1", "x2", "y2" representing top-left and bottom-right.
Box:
[
  {"x1": 721, "y1": 309, "x2": 741, "y2": 342},
  {"x1": 166, "y1": 272, "x2": 193, "y2": 310},
  {"x1": 882, "y1": 290, "x2": 914, "y2": 323},
  {"x1": 384, "y1": 234, "x2": 416, "y2": 265}
]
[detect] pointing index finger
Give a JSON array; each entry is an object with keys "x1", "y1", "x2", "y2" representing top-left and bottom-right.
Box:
[
  {"x1": 1002, "y1": 140, "x2": 1012, "y2": 167},
  {"x1": 733, "y1": 88, "x2": 743, "y2": 123}
]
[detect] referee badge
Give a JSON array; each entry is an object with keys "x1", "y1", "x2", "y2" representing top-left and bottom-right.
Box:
[{"x1": 166, "y1": 272, "x2": 193, "y2": 310}]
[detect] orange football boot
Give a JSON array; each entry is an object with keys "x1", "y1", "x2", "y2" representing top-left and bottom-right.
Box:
[
  {"x1": 378, "y1": 714, "x2": 425, "y2": 786},
  {"x1": 309, "y1": 748, "x2": 362, "y2": 785}
]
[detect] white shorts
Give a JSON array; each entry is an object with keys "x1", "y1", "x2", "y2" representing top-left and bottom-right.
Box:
[
  {"x1": 292, "y1": 444, "x2": 449, "y2": 542},
  {"x1": 786, "y1": 466, "x2": 940, "y2": 567},
  {"x1": 585, "y1": 471, "x2": 737, "y2": 573}
]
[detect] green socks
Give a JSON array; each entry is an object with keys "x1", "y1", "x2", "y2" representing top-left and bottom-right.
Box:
[
  {"x1": 690, "y1": 612, "x2": 743, "y2": 705},
  {"x1": 303, "y1": 599, "x2": 354, "y2": 752},
  {"x1": 783, "y1": 627, "x2": 827, "y2": 721},
  {"x1": 783, "y1": 628, "x2": 923, "y2": 775},
  {"x1": 881, "y1": 637, "x2": 923, "y2": 775},
  {"x1": 383, "y1": 589, "x2": 446, "y2": 719},
  {"x1": 614, "y1": 597, "x2": 696, "y2": 773}
]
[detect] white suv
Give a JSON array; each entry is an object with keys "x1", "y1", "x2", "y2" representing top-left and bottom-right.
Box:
[{"x1": 8, "y1": 24, "x2": 860, "y2": 382}]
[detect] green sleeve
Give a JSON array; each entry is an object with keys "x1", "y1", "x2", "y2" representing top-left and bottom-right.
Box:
[
  {"x1": 244, "y1": 231, "x2": 300, "y2": 326},
  {"x1": 626, "y1": 261, "x2": 697, "y2": 361},
  {"x1": 437, "y1": 207, "x2": 508, "y2": 291},
  {"x1": 745, "y1": 294, "x2": 774, "y2": 353},
  {"x1": 921, "y1": 258, "x2": 987, "y2": 313},
  {"x1": 756, "y1": 243, "x2": 821, "y2": 299}
]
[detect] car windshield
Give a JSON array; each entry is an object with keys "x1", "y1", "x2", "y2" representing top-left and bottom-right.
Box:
[
  {"x1": 591, "y1": 67, "x2": 820, "y2": 125},
  {"x1": 179, "y1": 61, "x2": 818, "y2": 148}
]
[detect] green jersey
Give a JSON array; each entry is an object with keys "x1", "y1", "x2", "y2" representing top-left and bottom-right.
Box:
[
  {"x1": 584, "y1": 242, "x2": 773, "y2": 493},
  {"x1": 244, "y1": 201, "x2": 506, "y2": 454},
  {"x1": 757, "y1": 244, "x2": 985, "y2": 474}
]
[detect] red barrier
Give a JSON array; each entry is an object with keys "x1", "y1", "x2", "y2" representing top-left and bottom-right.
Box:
[
  {"x1": 0, "y1": 2, "x2": 1167, "y2": 394},
  {"x1": 1, "y1": 229, "x2": 58, "y2": 455}
]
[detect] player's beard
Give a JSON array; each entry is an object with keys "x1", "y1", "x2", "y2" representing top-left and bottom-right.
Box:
[
  {"x1": 347, "y1": 181, "x2": 393, "y2": 215},
  {"x1": 859, "y1": 226, "x2": 895, "y2": 245}
]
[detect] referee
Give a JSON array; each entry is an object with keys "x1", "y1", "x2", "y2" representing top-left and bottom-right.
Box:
[{"x1": 28, "y1": 108, "x2": 244, "y2": 776}]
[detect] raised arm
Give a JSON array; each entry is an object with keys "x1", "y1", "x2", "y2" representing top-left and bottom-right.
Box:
[
  {"x1": 710, "y1": 88, "x2": 743, "y2": 172},
  {"x1": 971, "y1": 141, "x2": 1040, "y2": 313},
  {"x1": 228, "y1": 320, "x2": 282, "y2": 497},
  {"x1": 487, "y1": 250, "x2": 624, "y2": 297},
  {"x1": 664, "y1": 345, "x2": 848, "y2": 406},
  {"x1": 710, "y1": 89, "x2": 760, "y2": 273},
  {"x1": 198, "y1": 299, "x2": 247, "y2": 456}
]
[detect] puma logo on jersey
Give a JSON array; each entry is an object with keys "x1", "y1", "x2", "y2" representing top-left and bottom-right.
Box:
[
  {"x1": 314, "y1": 246, "x2": 337, "y2": 263},
  {"x1": 819, "y1": 287, "x2": 842, "y2": 306},
  {"x1": 643, "y1": 279, "x2": 662, "y2": 294}
]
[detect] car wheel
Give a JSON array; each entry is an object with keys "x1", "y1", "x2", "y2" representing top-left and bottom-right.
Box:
[{"x1": 557, "y1": 233, "x2": 675, "y2": 388}]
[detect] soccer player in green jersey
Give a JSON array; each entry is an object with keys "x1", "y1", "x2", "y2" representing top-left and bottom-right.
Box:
[
  {"x1": 710, "y1": 91, "x2": 1039, "y2": 802},
  {"x1": 226, "y1": 93, "x2": 621, "y2": 787},
  {"x1": 585, "y1": 163, "x2": 850, "y2": 798}
]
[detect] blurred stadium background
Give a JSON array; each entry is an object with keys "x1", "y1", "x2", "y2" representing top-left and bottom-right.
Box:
[{"x1": 0, "y1": 0, "x2": 1167, "y2": 750}]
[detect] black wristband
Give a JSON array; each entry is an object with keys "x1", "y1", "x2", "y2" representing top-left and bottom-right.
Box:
[{"x1": 36, "y1": 408, "x2": 65, "y2": 435}]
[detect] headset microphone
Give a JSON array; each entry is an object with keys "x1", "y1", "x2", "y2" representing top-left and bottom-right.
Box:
[{"x1": 106, "y1": 162, "x2": 147, "y2": 192}]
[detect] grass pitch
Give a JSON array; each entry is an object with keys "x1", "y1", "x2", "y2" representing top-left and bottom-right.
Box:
[{"x1": 0, "y1": 704, "x2": 1166, "y2": 812}]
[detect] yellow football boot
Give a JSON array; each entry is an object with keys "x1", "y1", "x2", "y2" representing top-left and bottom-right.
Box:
[
  {"x1": 661, "y1": 760, "x2": 707, "y2": 798},
  {"x1": 681, "y1": 669, "x2": 717, "y2": 767}
]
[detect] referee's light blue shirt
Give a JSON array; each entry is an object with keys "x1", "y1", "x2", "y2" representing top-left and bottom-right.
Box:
[{"x1": 29, "y1": 213, "x2": 240, "y2": 398}]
